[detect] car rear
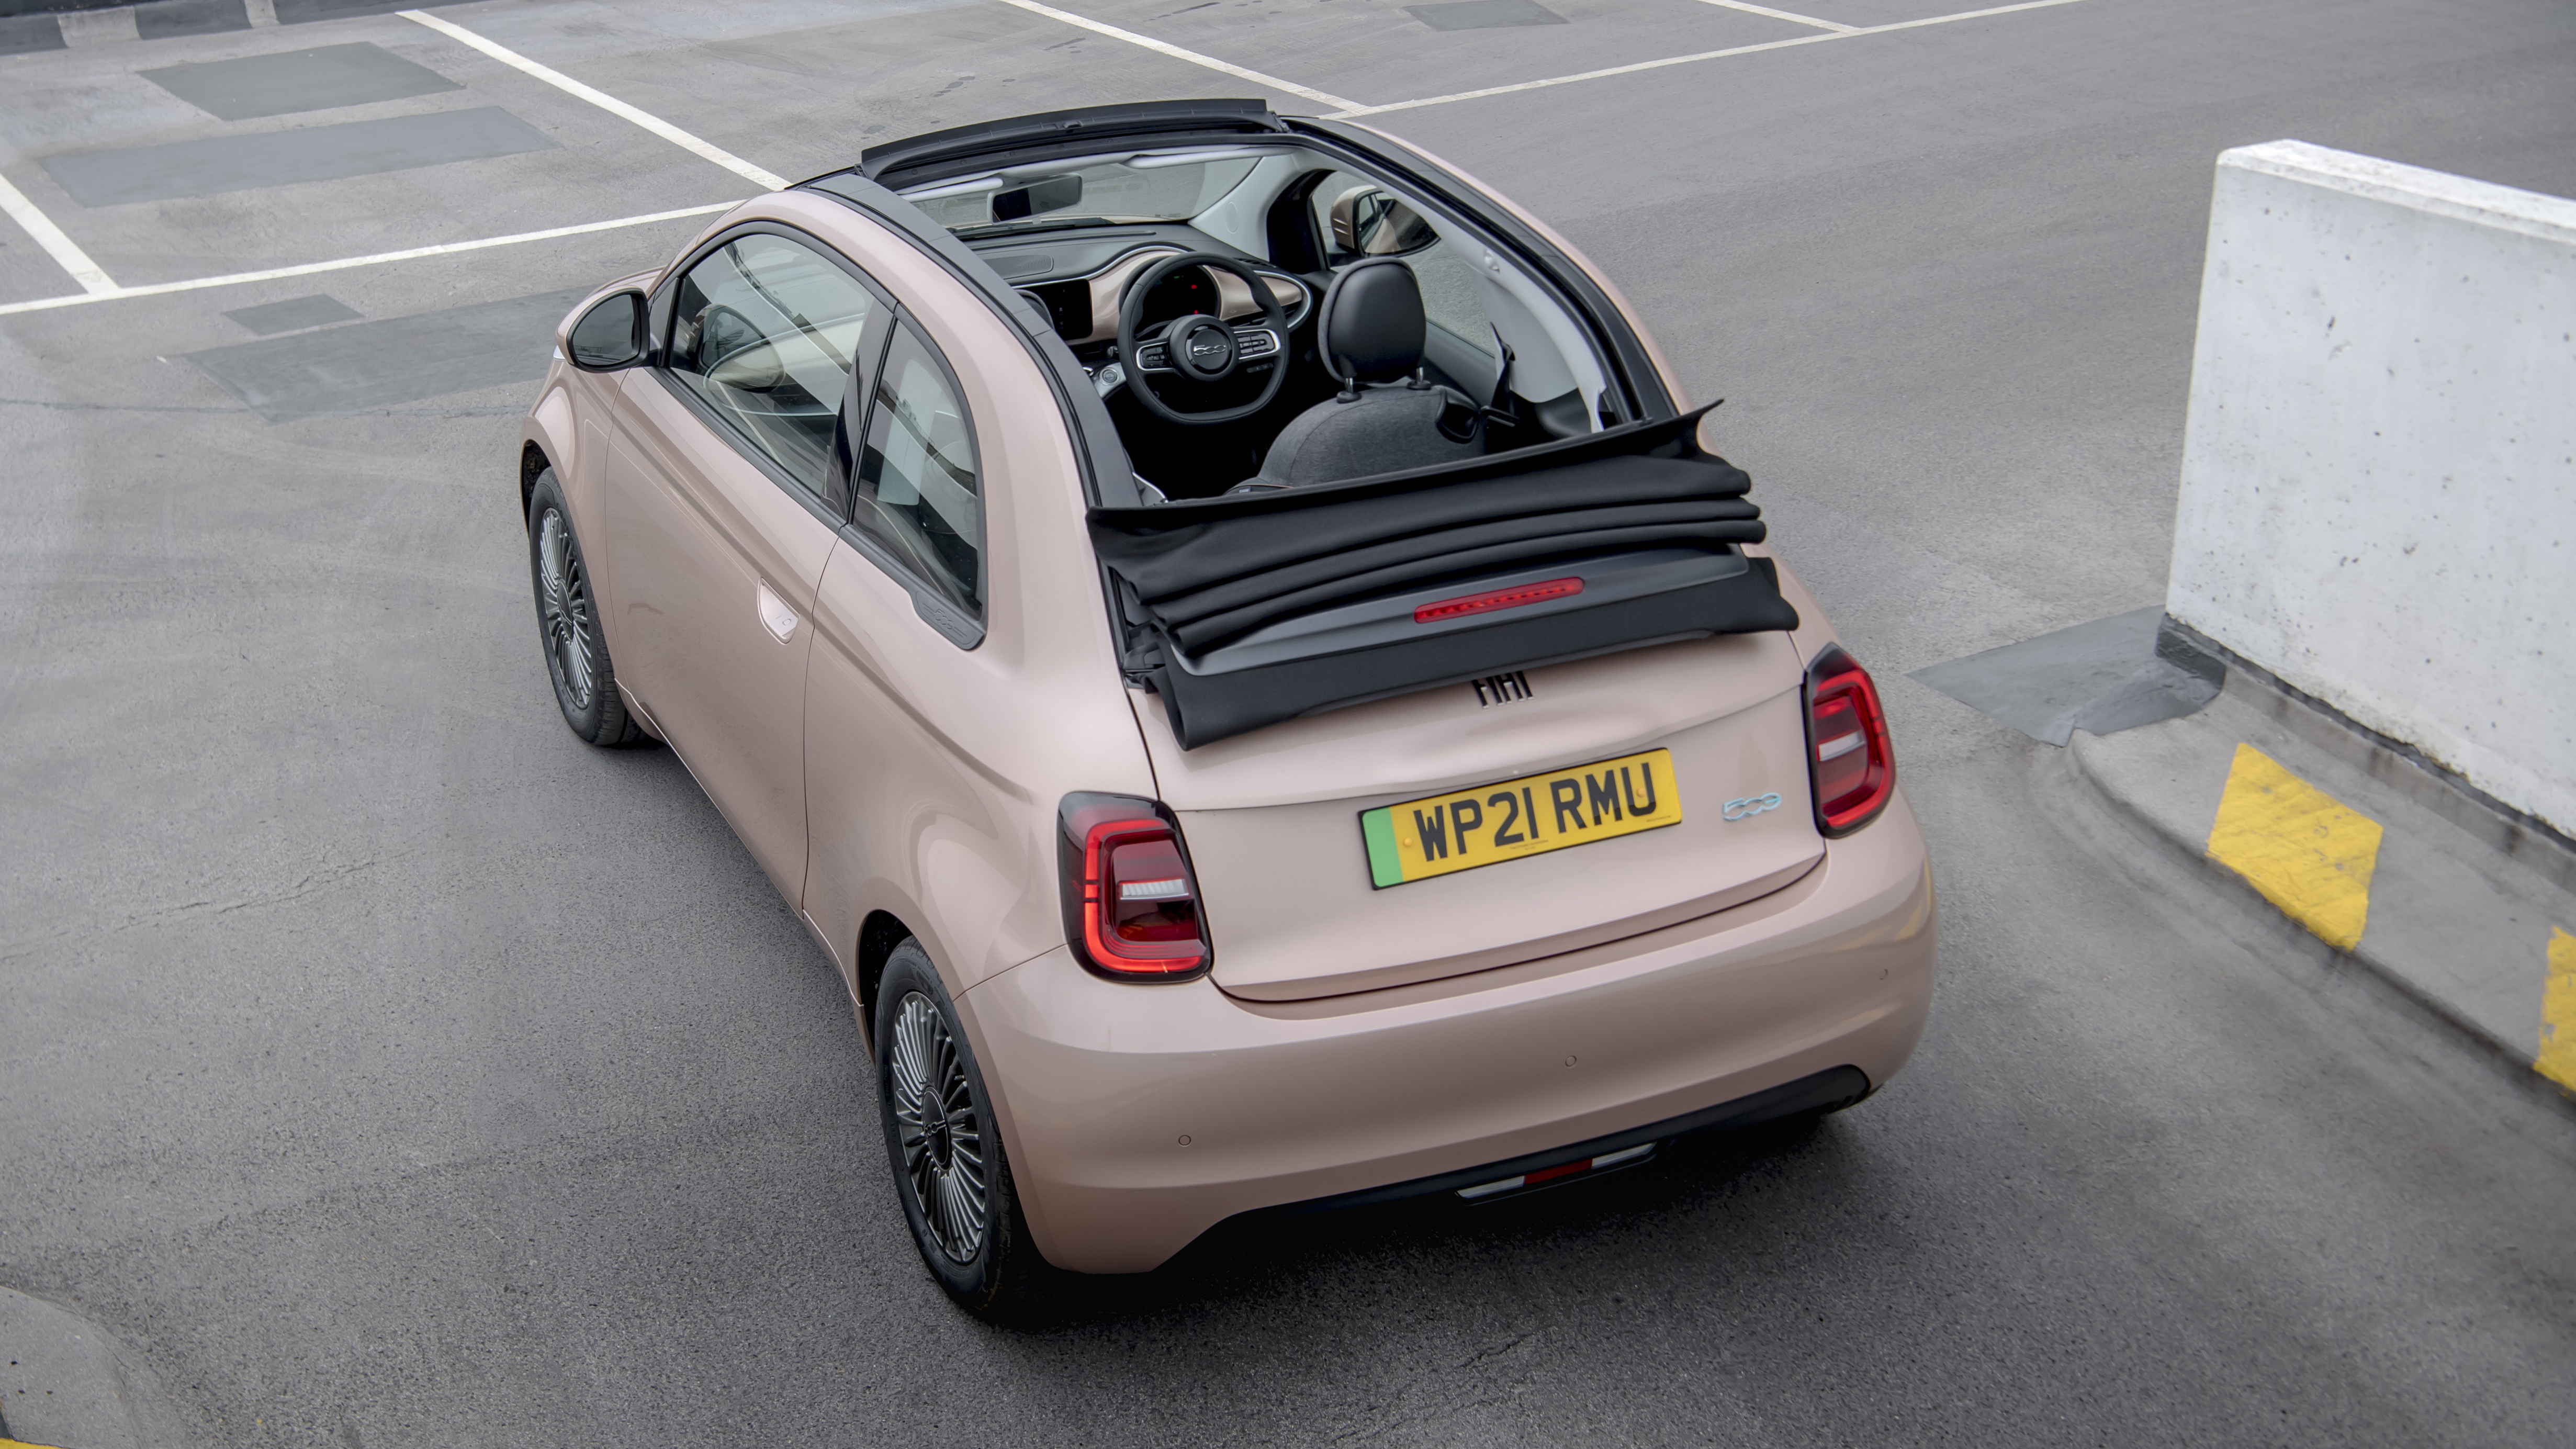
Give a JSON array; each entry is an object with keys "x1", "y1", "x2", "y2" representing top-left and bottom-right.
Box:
[{"x1": 967, "y1": 586, "x2": 1931, "y2": 1274}]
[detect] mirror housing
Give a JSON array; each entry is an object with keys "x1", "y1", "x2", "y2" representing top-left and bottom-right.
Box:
[
  {"x1": 1329, "y1": 185, "x2": 1437, "y2": 258},
  {"x1": 567, "y1": 291, "x2": 646, "y2": 370},
  {"x1": 991, "y1": 173, "x2": 1083, "y2": 222}
]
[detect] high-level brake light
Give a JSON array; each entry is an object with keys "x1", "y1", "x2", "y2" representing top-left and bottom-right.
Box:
[
  {"x1": 1805, "y1": 645, "x2": 1895, "y2": 837},
  {"x1": 1058, "y1": 793, "x2": 1212, "y2": 980},
  {"x1": 1414, "y1": 576, "x2": 1583, "y2": 624}
]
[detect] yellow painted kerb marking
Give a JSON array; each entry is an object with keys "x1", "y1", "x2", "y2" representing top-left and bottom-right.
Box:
[
  {"x1": 2205, "y1": 744, "x2": 2382, "y2": 951},
  {"x1": 2538, "y1": 927, "x2": 2576, "y2": 1091},
  {"x1": 4, "y1": 1436, "x2": 69, "y2": 1448}
]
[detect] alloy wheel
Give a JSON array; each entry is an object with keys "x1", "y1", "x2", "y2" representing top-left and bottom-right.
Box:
[
  {"x1": 536, "y1": 508, "x2": 597, "y2": 710},
  {"x1": 889, "y1": 991, "x2": 990, "y2": 1263}
]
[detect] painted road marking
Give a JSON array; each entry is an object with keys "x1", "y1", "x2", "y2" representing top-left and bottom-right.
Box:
[
  {"x1": 399, "y1": 10, "x2": 789, "y2": 190},
  {"x1": 1689, "y1": 0, "x2": 1859, "y2": 33},
  {"x1": 993, "y1": 0, "x2": 1361, "y2": 113},
  {"x1": 0, "y1": 170, "x2": 117, "y2": 294},
  {"x1": 0, "y1": 0, "x2": 2090, "y2": 316},
  {"x1": 2540, "y1": 927, "x2": 2576, "y2": 1091},
  {"x1": 2206, "y1": 744, "x2": 2383, "y2": 951},
  {"x1": 1331, "y1": 0, "x2": 2096, "y2": 117},
  {"x1": 0, "y1": 203, "x2": 734, "y2": 317}
]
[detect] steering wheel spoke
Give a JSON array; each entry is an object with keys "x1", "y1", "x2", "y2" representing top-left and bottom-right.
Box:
[{"x1": 1117, "y1": 253, "x2": 1294, "y2": 427}]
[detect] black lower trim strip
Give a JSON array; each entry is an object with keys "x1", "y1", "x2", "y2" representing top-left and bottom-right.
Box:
[{"x1": 1252, "y1": 1064, "x2": 1873, "y2": 1220}]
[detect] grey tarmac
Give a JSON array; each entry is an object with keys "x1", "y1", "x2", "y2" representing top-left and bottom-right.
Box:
[{"x1": 3, "y1": 1, "x2": 2573, "y2": 1445}]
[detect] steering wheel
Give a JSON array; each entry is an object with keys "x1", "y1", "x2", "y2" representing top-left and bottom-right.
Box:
[{"x1": 1116, "y1": 252, "x2": 1292, "y2": 426}]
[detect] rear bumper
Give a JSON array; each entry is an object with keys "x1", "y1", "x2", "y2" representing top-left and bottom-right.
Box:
[{"x1": 961, "y1": 789, "x2": 1935, "y2": 1274}]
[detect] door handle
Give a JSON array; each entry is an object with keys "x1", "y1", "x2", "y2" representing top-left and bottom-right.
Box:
[{"x1": 756, "y1": 580, "x2": 798, "y2": 642}]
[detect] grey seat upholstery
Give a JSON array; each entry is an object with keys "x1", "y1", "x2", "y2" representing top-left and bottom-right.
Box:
[{"x1": 1238, "y1": 258, "x2": 1482, "y2": 492}]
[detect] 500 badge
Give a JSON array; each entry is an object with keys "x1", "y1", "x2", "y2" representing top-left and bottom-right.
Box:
[{"x1": 1724, "y1": 792, "x2": 1783, "y2": 822}]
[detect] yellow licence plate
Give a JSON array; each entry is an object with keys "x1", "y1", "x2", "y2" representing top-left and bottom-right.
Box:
[{"x1": 1360, "y1": 749, "x2": 1682, "y2": 888}]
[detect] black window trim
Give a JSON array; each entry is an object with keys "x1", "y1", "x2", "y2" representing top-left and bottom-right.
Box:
[
  {"x1": 651, "y1": 220, "x2": 891, "y2": 522},
  {"x1": 847, "y1": 310, "x2": 988, "y2": 649},
  {"x1": 648, "y1": 220, "x2": 991, "y2": 648}
]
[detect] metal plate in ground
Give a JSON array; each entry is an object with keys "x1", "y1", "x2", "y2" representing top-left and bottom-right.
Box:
[
  {"x1": 1407, "y1": 0, "x2": 1569, "y2": 31},
  {"x1": 142, "y1": 42, "x2": 463, "y2": 120},
  {"x1": 222, "y1": 294, "x2": 364, "y2": 335},
  {"x1": 42, "y1": 107, "x2": 557, "y2": 206},
  {"x1": 188, "y1": 288, "x2": 588, "y2": 421},
  {"x1": 135, "y1": 0, "x2": 253, "y2": 40},
  {"x1": 0, "y1": 14, "x2": 66, "y2": 55}
]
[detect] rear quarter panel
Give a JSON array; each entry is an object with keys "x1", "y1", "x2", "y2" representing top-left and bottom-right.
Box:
[{"x1": 773, "y1": 194, "x2": 1155, "y2": 1014}]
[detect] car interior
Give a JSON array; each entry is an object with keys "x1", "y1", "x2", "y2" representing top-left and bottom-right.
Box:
[{"x1": 897, "y1": 145, "x2": 1625, "y2": 502}]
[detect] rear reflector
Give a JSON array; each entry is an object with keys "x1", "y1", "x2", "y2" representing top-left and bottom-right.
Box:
[
  {"x1": 1456, "y1": 1142, "x2": 1657, "y2": 1201},
  {"x1": 1058, "y1": 793, "x2": 1212, "y2": 980},
  {"x1": 1805, "y1": 645, "x2": 1895, "y2": 837},
  {"x1": 1414, "y1": 576, "x2": 1583, "y2": 624}
]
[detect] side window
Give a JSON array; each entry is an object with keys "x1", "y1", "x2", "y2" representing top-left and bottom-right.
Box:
[
  {"x1": 854, "y1": 322, "x2": 983, "y2": 620},
  {"x1": 668, "y1": 232, "x2": 881, "y2": 499}
]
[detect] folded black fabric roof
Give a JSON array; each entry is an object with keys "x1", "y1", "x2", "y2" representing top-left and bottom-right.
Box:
[{"x1": 1088, "y1": 405, "x2": 1800, "y2": 747}]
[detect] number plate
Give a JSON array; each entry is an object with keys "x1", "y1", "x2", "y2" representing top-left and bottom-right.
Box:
[{"x1": 1359, "y1": 749, "x2": 1682, "y2": 889}]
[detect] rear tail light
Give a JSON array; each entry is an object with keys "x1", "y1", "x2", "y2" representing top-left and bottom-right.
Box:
[
  {"x1": 1805, "y1": 645, "x2": 1895, "y2": 837},
  {"x1": 1058, "y1": 793, "x2": 1212, "y2": 980}
]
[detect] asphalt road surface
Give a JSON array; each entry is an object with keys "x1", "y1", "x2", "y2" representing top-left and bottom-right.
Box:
[{"x1": 5, "y1": 1, "x2": 2574, "y2": 1444}]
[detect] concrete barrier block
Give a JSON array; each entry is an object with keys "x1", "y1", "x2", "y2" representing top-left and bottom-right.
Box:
[{"x1": 2168, "y1": 140, "x2": 2575, "y2": 838}]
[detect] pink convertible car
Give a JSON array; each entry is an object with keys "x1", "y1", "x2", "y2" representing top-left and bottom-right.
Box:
[{"x1": 518, "y1": 100, "x2": 1933, "y2": 1316}]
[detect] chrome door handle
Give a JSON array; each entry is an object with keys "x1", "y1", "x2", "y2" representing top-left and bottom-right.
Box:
[{"x1": 756, "y1": 580, "x2": 798, "y2": 642}]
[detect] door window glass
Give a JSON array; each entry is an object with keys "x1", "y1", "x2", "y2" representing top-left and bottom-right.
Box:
[
  {"x1": 669, "y1": 233, "x2": 880, "y2": 497},
  {"x1": 854, "y1": 323, "x2": 982, "y2": 618}
]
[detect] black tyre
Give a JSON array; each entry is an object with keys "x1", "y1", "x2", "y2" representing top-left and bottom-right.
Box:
[
  {"x1": 526, "y1": 469, "x2": 647, "y2": 747},
  {"x1": 874, "y1": 940, "x2": 1049, "y2": 1319}
]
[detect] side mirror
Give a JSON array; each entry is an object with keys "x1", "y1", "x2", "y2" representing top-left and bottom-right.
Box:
[
  {"x1": 567, "y1": 291, "x2": 646, "y2": 370},
  {"x1": 1329, "y1": 185, "x2": 1437, "y2": 257},
  {"x1": 991, "y1": 173, "x2": 1083, "y2": 222}
]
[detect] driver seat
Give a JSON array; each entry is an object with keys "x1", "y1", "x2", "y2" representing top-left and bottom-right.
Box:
[{"x1": 1236, "y1": 258, "x2": 1482, "y2": 492}]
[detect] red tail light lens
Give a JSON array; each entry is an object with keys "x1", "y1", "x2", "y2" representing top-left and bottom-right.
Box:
[
  {"x1": 1058, "y1": 793, "x2": 1212, "y2": 980},
  {"x1": 1805, "y1": 645, "x2": 1895, "y2": 837},
  {"x1": 1413, "y1": 576, "x2": 1584, "y2": 624}
]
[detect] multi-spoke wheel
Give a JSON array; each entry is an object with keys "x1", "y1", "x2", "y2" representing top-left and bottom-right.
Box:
[
  {"x1": 524, "y1": 468, "x2": 647, "y2": 747},
  {"x1": 874, "y1": 939, "x2": 1048, "y2": 1318},
  {"x1": 536, "y1": 508, "x2": 598, "y2": 712},
  {"x1": 889, "y1": 990, "x2": 990, "y2": 1263}
]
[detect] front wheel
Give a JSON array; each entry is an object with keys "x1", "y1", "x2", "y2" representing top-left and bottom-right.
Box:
[
  {"x1": 874, "y1": 940, "x2": 1050, "y2": 1319},
  {"x1": 526, "y1": 468, "x2": 647, "y2": 747}
]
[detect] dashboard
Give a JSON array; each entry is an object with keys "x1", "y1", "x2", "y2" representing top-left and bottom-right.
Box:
[{"x1": 972, "y1": 228, "x2": 1312, "y2": 350}]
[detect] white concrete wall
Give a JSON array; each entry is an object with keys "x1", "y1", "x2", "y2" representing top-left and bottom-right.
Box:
[{"x1": 2168, "y1": 140, "x2": 2576, "y2": 837}]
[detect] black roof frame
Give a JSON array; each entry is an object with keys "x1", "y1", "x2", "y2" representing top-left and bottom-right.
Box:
[{"x1": 805, "y1": 100, "x2": 1680, "y2": 491}]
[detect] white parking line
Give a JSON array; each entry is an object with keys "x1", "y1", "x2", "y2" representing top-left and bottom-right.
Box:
[
  {"x1": 1689, "y1": 0, "x2": 1858, "y2": 33},
  {"x1": 994, "y1": 0, "x2": 1363, "y2": 114},
  {"x1": 0, "y1": 0, "x2": 2090, "y2": 320},
  {"x1": 0, "y1": 203, "x2": 734, "y2": 318},
  {"x1": 399, "y1": 10, "x2": 789, "y2": 191},
  {"x1": 0, "y1": 171, "x2": 118, "y2": 295},
  {"x1": 1331, "y1": 0, "x2": 2097, "y2": 116}
]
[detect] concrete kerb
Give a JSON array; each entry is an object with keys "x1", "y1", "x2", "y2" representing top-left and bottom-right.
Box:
[
  {"x1": 2065, "y1": 645, "x2": 2576, "y2": 1113},
  {"x1": 0, "y1": 1288, "x2": 190, "y2": 1449}
]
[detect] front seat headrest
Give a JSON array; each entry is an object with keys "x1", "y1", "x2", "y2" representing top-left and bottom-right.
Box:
[{"x1": 1315, "y1": 257, "x2": 1425, "y2": 390}]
